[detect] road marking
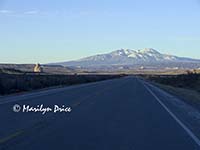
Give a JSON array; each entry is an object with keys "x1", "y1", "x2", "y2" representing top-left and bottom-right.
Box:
[
  {"x1": 0, "y1": 130, "x2": 24, "y2": 144},
  {"x1": 0, "y1": 78, "x2": 129, "y2": 146},
  {"x1": 0, "y1": 83, "x2": 100, "y2": 105},
  {"x1": 0, "y1": 120, "x2": 48, "y2": 145},
  {"x1": 0, "y1": 78, "x2": 123, "y2": 105},
  {"x1": 71, "y1": 79, "x2": 130, "y2": 108},
  {"x1": 142, "y1": 81, "x2": 200, "y2": 147}
]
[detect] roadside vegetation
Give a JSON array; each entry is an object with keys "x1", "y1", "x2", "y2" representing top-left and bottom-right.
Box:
[
  {"x1": 142, "y1": 70, "x2": 200, "y2": 110},
  {"x1": 0, "y1": 73, "x2": 124, "y2": 95}
]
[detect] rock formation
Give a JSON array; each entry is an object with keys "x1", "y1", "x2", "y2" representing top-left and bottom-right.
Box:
[{"x1": 34, "y1": 63, "x2": 43, "y2": 73}]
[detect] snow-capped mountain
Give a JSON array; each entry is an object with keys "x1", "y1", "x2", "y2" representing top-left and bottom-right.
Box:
[
  {"x1": 52, "y1": 48, "x2": 200, "y2": 70},
  {"x1": 79, "y1": 48, "x2": 179, "y2": 63}
]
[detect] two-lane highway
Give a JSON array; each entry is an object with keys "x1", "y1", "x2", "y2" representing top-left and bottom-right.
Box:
[{"x1": 0, "y1": 76, "x2": 199, "y2": 150}]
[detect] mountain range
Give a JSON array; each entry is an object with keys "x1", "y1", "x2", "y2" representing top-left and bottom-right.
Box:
[{"x1": 51, "y1": 48, "x2": 200, "y2": 70}]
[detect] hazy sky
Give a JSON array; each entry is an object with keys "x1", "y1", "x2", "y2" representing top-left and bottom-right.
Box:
[{"x1": 0, "y1": 0, "x2": 200, "y2": 63}]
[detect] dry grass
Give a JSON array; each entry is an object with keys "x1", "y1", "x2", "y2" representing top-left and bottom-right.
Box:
[
  {"x1": 155, "y1": 83, "x2": 200, "y2": 110},
  {"x1": 0, "y1": 74, "x2": 124, "y2": 95},
  {"x1": 142, "y1": 73, "x2": 200, "y2": 110}
]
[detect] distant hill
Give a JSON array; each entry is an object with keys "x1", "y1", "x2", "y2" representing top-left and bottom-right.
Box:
[
  {"x1": 0, "y1": 64, "x2": 74, "y2": 74},
  {"x1": 50, "y1": 48, "x2": 200, "y2": 71}
]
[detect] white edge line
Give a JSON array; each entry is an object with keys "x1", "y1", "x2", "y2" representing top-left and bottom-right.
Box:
[
  {"x1": 0, "y1": 79, "x2": 106, "y2": 105},
  {"x1": 142, "y1": 81, "x2": 200, "y2": 147},
  {"x1": 0, "y1": 77, "x2": 124, "y2": 105}
]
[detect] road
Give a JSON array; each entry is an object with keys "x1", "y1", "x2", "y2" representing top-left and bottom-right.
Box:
[{"x1": 0, "y1": 76, "x2": 199, "y2": 150}]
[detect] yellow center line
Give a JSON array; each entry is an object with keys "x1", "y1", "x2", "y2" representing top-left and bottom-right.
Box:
[
  {"x1": 0, "y1": 130, "x2": 24, "y2": 144},
  {"x1": 71, "y1": 79, "x2": 129, "y2": 108},
  {"x1": 0, "y1": 78, "x2": 128, "y2": 145}
]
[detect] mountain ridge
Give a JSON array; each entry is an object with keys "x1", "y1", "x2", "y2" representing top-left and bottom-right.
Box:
[{"x1": 50, "y1": 48, "x2": 200, "y2": 70}]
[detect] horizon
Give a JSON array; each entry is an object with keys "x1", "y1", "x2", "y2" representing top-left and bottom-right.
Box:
[
  {"x1": 0, "y1": 48, "x2": 200, "y2": 65},
  {"x1": 1, "y1": 0, "x2": 200, "y2": 63},
  {"x1": 1, "y1": 48, "x2": 200, "y2": 65}
]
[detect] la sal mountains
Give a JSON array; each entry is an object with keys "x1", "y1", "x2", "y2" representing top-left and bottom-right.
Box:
[
  {"x1": 1, "y1": 48, "x2": 200, "y2": 73},
  {"x1": 51, "y1": 48, "x2": 200, "y2": 71}
]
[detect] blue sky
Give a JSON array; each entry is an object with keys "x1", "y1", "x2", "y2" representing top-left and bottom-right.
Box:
[{"x1": 0, "y1": 0, "x2": 200, "y2": 63}]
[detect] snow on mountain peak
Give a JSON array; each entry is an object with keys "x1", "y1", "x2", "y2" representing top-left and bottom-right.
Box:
[
  {"x1": 138, "y1": 48, "x2": 160, "y2": 54},
  {"x1": 52, "y1": 48, "x2": 200, "y2": 69},
  {"x1": 110, "y1": 49, "x2": 135, "y2": 56}
]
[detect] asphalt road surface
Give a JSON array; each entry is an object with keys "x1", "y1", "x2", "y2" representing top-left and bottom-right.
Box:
[{"x1": 0, "y1": 76, "x2": 199, "y2": 150}]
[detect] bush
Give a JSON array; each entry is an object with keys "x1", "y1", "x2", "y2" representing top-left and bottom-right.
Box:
[{"x1": 0, "y1": 74, "x2": 123, "y2": 95}]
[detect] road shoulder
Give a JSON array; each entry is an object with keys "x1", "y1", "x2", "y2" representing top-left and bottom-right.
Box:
[{"x1": 141, "y1": 80, "x2": 200, "y2": 147}]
